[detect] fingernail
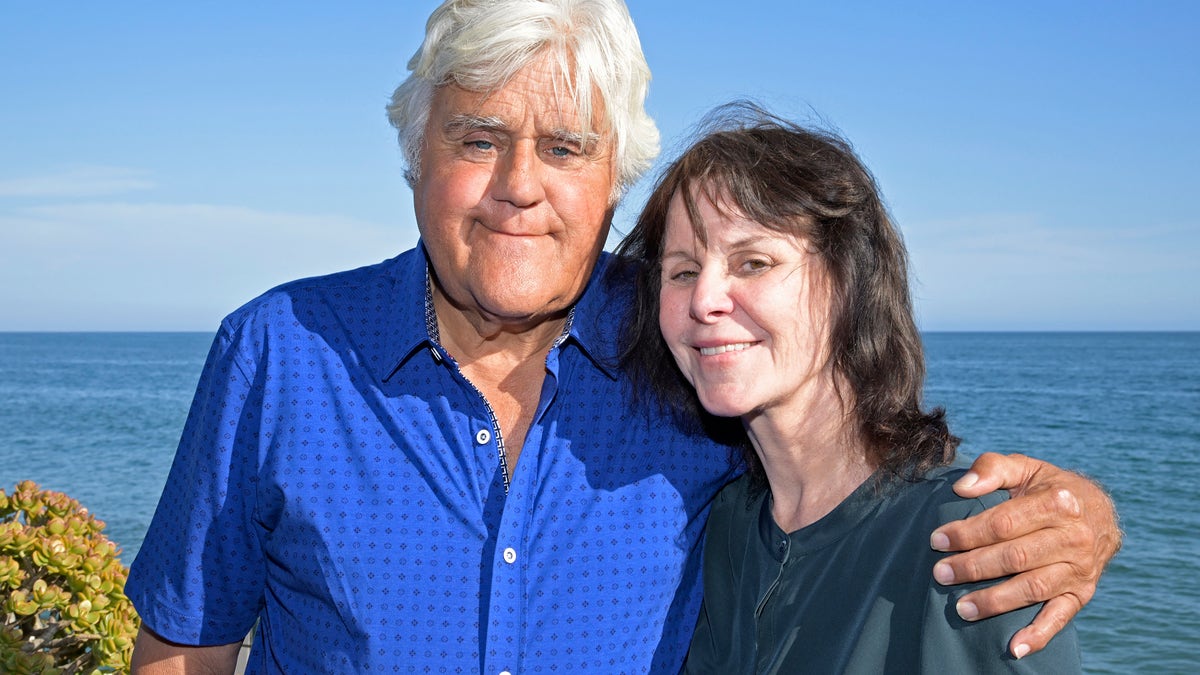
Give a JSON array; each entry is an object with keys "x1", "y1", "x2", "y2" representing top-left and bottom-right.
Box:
[
  {"x1": 930, "y1": 531, "x2": 950, "y2": 551},
  {"x1": 956, "y1": 600, "x2": 979, "y2": 621},
  {"x1": 956, "y1": 471, "x2": 979, "y2": 489},
  {"x1": 1013, "y1": 643, "x2": 1030, "y2": 659},
  {"x1": 933, "y1": 562, "x2": 955, "y2": 585}
]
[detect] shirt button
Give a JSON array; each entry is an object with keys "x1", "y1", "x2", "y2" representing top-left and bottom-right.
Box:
[
  {"x1": 503, "y1": 547, "x2": 517, "y2": 564},
  {"x1": 475, "y1": 428, "x2": 491, "y2": 445}
]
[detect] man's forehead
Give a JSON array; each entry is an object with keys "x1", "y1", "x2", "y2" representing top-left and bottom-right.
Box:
[{"x1": 432, "y1": 58, "x2": 608, "y2": 139}]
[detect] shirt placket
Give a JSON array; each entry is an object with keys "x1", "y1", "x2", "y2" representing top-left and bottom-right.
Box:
[
  {"x1": 482, "y1": 330, "x2": 567, "y2": 675},
  {"x1": 756, "y1": 534, "x2": 790, "y2": 671},
  {"x1": 485, "y1": 478, "x2": 529, "y2": 675},
  {"x1": 424, "y1": 272, "x2": 574, "y2": 674}
]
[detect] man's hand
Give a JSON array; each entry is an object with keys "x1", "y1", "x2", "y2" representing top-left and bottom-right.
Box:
[{"x1": 929, "y1": 452, "x2": 1121, "y2": 659}]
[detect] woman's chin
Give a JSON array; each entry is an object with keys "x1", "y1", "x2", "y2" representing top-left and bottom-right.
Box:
[{"x1": 697, "y1": 393, "x2": 753, "y2": 419}]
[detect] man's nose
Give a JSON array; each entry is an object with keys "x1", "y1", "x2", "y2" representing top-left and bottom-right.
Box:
[{"x1": 492, "y1": 141, "x2": 544, "y2": 207}]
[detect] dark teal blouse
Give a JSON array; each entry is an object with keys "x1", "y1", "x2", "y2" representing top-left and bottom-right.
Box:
[{"x1": 684, "y1": 462, "x2": 1081, "y2": 674}]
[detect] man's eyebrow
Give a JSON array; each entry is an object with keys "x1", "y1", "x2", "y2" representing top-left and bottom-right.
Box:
[
  {"x1": 443, "y1": 114, "x2": 506, "y2": 135},
  {"x1": 442, "y1": 115, "x2": 603, "y2": 150},
  {"x1": 550, "y1": 129, "x2": 603, "y2": 153}
]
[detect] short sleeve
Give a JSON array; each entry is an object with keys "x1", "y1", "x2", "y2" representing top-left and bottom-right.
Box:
[{"x1": 125, "y1": 321, "x2": 267, "y2": 646}]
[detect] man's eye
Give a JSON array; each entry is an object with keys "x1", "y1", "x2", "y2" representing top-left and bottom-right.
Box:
[
  {"x1": 549, "y1": 145, "x2": 576, "y2": 158},
  {"x1": 468, "y1": 140, "x2": 494, "y2": 151}
]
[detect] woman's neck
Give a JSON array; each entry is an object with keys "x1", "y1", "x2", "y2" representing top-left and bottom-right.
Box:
[{"x1": 744, "y1": 379, "x2": 875, "y2": 534}]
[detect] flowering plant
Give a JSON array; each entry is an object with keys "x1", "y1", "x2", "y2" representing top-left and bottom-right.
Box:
[{"x1": 1, "y1": 481, "x2": 139, "y2": 674}]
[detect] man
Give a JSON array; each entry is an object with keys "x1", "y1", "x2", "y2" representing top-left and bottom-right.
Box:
[{"x1": 127, "y1": 1, "x2": 1119, "y2": 672}]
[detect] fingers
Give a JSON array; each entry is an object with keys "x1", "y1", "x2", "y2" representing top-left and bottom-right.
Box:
[
  {"x1": 932, "y1": 525, "x2": 1077, "y2": 587},
  {"x1": 932, "y1": 451, "x2": 1121, "y2": 659},
  {"x1": 1009, "y1": 594, "x2": 1084, "y2": 658},
  {"x1": 953, "y1": 452, "x2": 1040, "y2": 498},
  {"x1": 932, "y1": 484, "x2": 1082, "y2": 553},
  {"x1": 944, "y1": 558, "x2": 1093, "y2": 616},
  {"x1": 935, "y1": 453, "x2": 1122, "y2": 580},
  {"x1": 941, "y1": 564, "x2": 1088, "y2": 657}
]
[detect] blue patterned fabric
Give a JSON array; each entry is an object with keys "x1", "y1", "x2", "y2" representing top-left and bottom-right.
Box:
[{"x1": 126, "y1": 243, "x2": 739, "y2": 674}]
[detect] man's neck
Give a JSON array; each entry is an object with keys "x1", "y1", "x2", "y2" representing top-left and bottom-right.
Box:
[
  {"x1": 430, "y1": 283, "x2": 569, "y2": 477},
  {"x1": 430, "y1": 283, "x2": 569, "y2": 365}
]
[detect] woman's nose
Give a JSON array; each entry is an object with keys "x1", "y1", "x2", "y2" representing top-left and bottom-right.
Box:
[{"x1": 689, "y1": 269, "x2": 734, "y2": 322}]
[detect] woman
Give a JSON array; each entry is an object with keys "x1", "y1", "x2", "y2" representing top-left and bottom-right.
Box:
[{"x1": 617, "y1": 104, "x2": 1081, "y2": 673}]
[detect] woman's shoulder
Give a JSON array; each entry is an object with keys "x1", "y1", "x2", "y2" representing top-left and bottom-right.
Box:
[
  {"x1": 705, "y1": 474, "x2": 763, "y2": 535},
  {"x1": 895, "y1": 459, "x2": 1012, "y2": 528},
  {"x1": 713, "y1": 472, "x2": 760, "y2": 506}
]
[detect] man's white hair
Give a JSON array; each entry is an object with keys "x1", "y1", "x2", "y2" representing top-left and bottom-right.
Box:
[{"x1": 387, "y1": 0, "x2": 660, "y2": 202}]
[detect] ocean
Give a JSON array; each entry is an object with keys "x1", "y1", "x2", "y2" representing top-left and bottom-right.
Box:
[{"x1": 1, "y1": 331, "x2": 1196, "y2": 673}]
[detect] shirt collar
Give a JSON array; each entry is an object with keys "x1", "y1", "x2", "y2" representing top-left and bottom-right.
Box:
[
  {"x1": 379, "y1": 241, "x2": 441, "y2": 381},
  {"x1": 757, "y1": 469, "x2": 886, "y2": 559},
  {"x1": 557, "y1": 251, "x2": 626, "y2": 380},
  {"x1": 382, "y1": 244, "x2": 627, "y2": 382}
]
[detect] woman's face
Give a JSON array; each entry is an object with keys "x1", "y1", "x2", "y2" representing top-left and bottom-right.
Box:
[{"x1": 658, "y1": 187, "x2": 835, "y2": 420}]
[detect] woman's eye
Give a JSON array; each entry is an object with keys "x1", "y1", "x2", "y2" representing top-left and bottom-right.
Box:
[
  {"x1": 741, "y1": 259, "x2": 771, "y2": 273},
  {"x1": 670, "y1": 270, "x2": 698, "y2": 282}
]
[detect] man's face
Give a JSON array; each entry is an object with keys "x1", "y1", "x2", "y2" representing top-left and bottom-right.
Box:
[{"x1": 413, "y1": 55, "x2": 617, "y2": 332}]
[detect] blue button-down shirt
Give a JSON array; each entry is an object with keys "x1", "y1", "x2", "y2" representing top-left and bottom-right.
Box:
[{"x1": 126, "y1": 244, "x2": 739, "y2": 674}]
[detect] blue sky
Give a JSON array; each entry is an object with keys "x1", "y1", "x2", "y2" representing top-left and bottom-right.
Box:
[{"x1": 2, "y1": 1, "x2": 1196, "y2": 331}]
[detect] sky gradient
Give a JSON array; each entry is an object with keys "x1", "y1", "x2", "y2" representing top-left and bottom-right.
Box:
[{"x1": 2, "y1": 1, "x2": 1197, "y2": 331}]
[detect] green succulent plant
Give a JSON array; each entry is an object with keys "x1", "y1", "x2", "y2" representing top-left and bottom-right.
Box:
[{"x1": 1, "y1": 481, "x2": 139, "y2": 674}]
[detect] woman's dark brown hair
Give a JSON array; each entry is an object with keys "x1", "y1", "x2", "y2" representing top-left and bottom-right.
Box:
[{"x1": 615, "y1": 102, "x2": 958, "y2": 482}]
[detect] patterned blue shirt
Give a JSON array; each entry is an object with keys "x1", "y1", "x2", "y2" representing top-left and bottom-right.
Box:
[{"x1": 126, "y1": 244, "x2": 740, "y2": 674}]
